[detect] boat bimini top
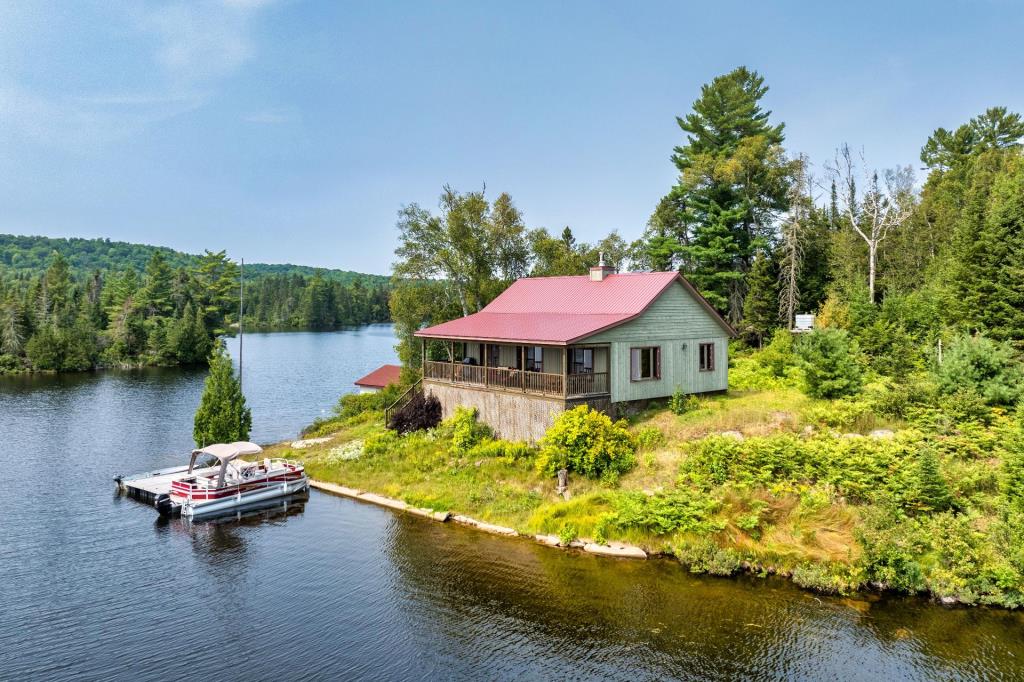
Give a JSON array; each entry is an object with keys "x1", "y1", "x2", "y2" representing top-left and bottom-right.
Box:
[{"x1": 188, "y1": 441, "x2": 264, "y2": 487}]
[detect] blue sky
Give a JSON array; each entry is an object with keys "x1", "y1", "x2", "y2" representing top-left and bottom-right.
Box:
[{"x1": 1, "y1": 1, "x2": 1021, "y2": 275}]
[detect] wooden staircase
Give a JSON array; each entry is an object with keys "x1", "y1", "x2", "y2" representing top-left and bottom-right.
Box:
[{"x1": 384, "y1": 378, "x2": 422, "y2": 426}]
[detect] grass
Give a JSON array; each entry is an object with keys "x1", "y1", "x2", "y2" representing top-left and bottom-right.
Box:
[{"x1": 268, "y1": 388, "x2": 887, "y2": 570}]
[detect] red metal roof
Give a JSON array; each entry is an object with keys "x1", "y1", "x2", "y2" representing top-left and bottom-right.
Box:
[
  {"x1": 353, "y1": 364, "x2": 402, "y2": 388},
  {"x1": 415, "y1": 272, "x2": 734, "y2": 344}
]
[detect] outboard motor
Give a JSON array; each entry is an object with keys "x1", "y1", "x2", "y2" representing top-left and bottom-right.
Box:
[{"x1": 154, "y1": 493, "x2": 177, "y2": 516}]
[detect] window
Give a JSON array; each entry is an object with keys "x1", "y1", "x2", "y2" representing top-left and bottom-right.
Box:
[
  {"x1": 571, "y1": 348, "x2": 594, "y2": 374},
  {"x1": 488, "y1": 344, "x2": 501, "y2": 368},
  {"x1": 525, "y1": 346, "x2": 544, "y2": 372},
  {"x1": 699, "y1": 343, "x2": 715, "y2": 372},
  {"x1": 630, "y1": 346, "x2": 660, "y2": 381}
]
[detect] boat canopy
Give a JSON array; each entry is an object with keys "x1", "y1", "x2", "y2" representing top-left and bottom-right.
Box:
[{"x1": 188, "y1": 441, "x2": 263, "y2": 476}]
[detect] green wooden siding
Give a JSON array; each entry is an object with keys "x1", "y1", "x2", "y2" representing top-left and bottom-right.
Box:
[{"x1": 582, "y1": 281, "x2": 729, "y2": 402}]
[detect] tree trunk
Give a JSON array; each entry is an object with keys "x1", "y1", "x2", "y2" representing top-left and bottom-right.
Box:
[{"x1": 868, "y1": 241, "x2": 877, "y2": 303}]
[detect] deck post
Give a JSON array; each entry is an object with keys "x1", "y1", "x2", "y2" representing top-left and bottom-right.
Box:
[
  {"x1": 562, "y1": 346, "x2": 568, "y2": 398},
  {"x1": 484, "y1": 342, "x2": 489, "y2": 387},
  {"x1": 450, "y1": 340, "x2": 455, "y2": 381},
  {"x1": 421, "y1": 337, "x2": 426, "y2": 379},
  {"x1": 519, "y1": 345, "x2": 525, "y2": 392}
]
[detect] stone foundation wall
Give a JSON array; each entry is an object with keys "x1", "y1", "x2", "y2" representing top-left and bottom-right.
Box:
[{"x1": 424, "y1": 381, "x2": 565, "y2": 441}]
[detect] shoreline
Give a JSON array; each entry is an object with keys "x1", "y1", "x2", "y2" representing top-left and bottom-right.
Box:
[
  {"x1": 307, "y1": 477, "x2": 986, "y2": 606},
  {"x1": 310, "y1": 479, "x2": 650, "y2": 559}
]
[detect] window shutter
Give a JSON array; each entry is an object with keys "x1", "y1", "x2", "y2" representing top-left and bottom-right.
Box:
[
  {"x1": 630, "y1": 348, "x2": 640, "y2": 380},
  {"x1": 655, "y1": 347, "x2": 661, "y2": 379}
]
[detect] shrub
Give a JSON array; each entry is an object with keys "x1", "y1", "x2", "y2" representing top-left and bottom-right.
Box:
[
  {"x1": 336, "y1": 383, "x2": 403, "y2": 420},
  {"x1": 536, "y1": 406, "x2": 636, "y2": 478},
  {"x1": 941, "y1": 387, "x2": 992, "y2": 425},
  {"x1": 760, "y1": 328, "x2": 798, "y2": 378},
  {"x1": 363, "y1": 430, "x2": 399, "y2": 455},
  {"x1": 803, "y1": 398, "x2": 874, "y2": 429},
  {"x1": 635, "y1": 426, "x2": 665, "y2": 451},
  {"x1": 933, "y1": 334, "x2": 1024, "y2": 406},
  {"x1": 728, "y1": 355, "x2": 803, "y2": 391},
  {"x1": 443, "y1": 406, "x2": 493, "y2": 455},
  {"x1": 796, "y1": 328, "x2": 864, "y2": 399},
  {"x1": 670, "y1": 389, "x2": 701, "y2": 415},
  {"x1": 466, "y1": 438, "x2": 535, "y2": 463},
  {"x1": 612, "y1": 490, "x2": 723, "y2": 535},
  {"x1": 856, "y1": 319, "x2": 921, "y2": 378},
  {"x1": 558, "y1": 523, "x2": 579, "y2": 545},
  {"x1": 387, "y1": 392, "x2": 441, "y2": 434},
  {"x1": 791, "y1": 563, "x2": 852, "y2": 594},
  {"x1": 856, "y1": 507, "x2": 926, "y2": 593},
  {"x1": 672, "y1": 537, "x2": 743, "y2": 576},
  {"x1": 1000, "y1": 437, "x2": 1024, "y2": 514}
]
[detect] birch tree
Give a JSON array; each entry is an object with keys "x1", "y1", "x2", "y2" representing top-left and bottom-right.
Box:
[{"x1": 829, "y1": 145, "x2": 915, "y2": 303}]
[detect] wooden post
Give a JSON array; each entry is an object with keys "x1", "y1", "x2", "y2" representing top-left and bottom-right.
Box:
[
  {"x1": 562, "y1": 347, "x2": 568, "y2": 398},
  {"x1": 421, "y1": 337, "x2": 426, "y2": 379},
  {"x1": 450, "y1": 340, "x2": 455, "y2": 381},
  {"x1": 520, "y1": 345, "x2": 525, "y2": 392}
]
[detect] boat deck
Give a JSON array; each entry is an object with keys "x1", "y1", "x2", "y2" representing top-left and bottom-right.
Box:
[{"x1": 118, "y1": 464, "x2": 222, "y2": 504}]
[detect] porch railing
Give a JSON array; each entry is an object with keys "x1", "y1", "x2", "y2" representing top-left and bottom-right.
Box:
[{"x1": 423, "y1": 360, "x2": 608, "y2": 399}]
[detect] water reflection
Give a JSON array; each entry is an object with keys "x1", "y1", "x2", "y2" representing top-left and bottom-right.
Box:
[
  {"x1": 160, "y1": 492, "x2": 310, "y2": 561},
  {"x1": 383, "y1": 513, "x2": 1024, "y2": 681}
]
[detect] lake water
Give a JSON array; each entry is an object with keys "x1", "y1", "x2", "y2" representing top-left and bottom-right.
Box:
[{"x1": 2, "y1": 326, "x2": 1023, "y2": 681}]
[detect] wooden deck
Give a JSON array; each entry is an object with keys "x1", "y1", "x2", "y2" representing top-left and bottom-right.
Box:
[{"x1": 423, "y1": 361, "x2": 609, "y2": 398}]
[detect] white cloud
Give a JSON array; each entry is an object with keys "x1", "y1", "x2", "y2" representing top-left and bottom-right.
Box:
[{"x1": 0, "y1": 1, "x2": 278, "y2": 151}]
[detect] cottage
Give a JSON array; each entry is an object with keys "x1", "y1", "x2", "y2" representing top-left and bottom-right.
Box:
[
  {"x1": 415, "y1": 263, "x2": 735, "y2": 441},
  {"x1": 354, "y1": 364, "x2": 402, "y2": 394}
]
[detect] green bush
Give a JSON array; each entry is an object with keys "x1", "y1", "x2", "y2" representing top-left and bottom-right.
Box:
[
  {"x1": 856, "y1": 319, "x2": 921, "y2": 378},
  {"x1": 0, "y1": 353, "x2": 19, "y2": 373},
  {"x1": 612, "y1": 490, "x2": 723, "y2": 535},
  {"x1": 934, "y1": 334, "x2": 1024, "y2": 406},
  {"x1": 336, "y1": 383, "x2": 402, "y2": 419},
  {"x1": 536, "y1": 406, "x2": 636, "y2": 478},
  {"x1": 796, "y1": 328, "x2": 864, "y2": 399},
  {"x1": 672, "y1": 537, "x2": 743, "y2": 576},
  {"x1": 856, "y1": 507, "x2": 926, "y2": 593},
  {"x1": 791, "y1": 562, "x2": 853, "y2": 594},
  {"x1": 803, "y1": 398, "x2": 874, "y2": 429},
  {"x1": 760, "y1": 328, "x2": 798, "y2": 378},
  {"x1": 1000, "y1": 436, "x2": 1024, "y2": 514},
  {"x1": 466, "y1": 438, "x2": 535, "y2": 462},
  {"x1": 635, "y1": 426, "x2": 665, "y2": 451},
  {"x1": 443, "y1": 406, "x2": 493, "y2": 455},
  {"x1": 670, "y1": 389, "x2": 701, "y2": 415}
]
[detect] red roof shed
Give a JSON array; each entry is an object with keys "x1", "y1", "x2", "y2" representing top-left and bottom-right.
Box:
[{"x1": 354, "y1": 364, "x2": 402, "y2": 389}]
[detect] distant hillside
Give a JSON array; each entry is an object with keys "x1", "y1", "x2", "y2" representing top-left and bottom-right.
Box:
[{"x1": 0, "y1": 233, "x2": 388, "y2": 285}]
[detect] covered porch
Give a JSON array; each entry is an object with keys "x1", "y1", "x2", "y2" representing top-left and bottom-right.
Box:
[{"x1": 421, "y1": 338, "x2": 609, "y2": 399}]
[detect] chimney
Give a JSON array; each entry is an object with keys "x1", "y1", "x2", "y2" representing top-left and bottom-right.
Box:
[{"x1": 589, "y1": 251, "x2": 615, "y2": 282}]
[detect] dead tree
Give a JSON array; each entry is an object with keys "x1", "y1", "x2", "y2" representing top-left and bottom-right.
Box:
[
  {"x1": 829, "y1": 145, "x2": 915, "y2": 303},
  {"x1": 779, "y1": 155, "x2": 811, "y2": 326}
]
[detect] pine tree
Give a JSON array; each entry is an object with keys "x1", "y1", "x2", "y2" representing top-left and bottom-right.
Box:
[
  {"x1": 949, "y1": 151, "x2": 1024, "y2": 344},
  {"x1": 914, "y1": 449, "x2": 952, "y2": 513},
  {"x1": 664, "y1": 67, "x2": 793, "y2": 321},
  {"x1": 193, "y1": 341, "x2": 251, "y2": 447},
  {"x1": 742, "y1": 248, "x2": 780, "y2": 346},
  {"x1": 140, "y1": 251, "x2": 174, "y2": 318}
]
